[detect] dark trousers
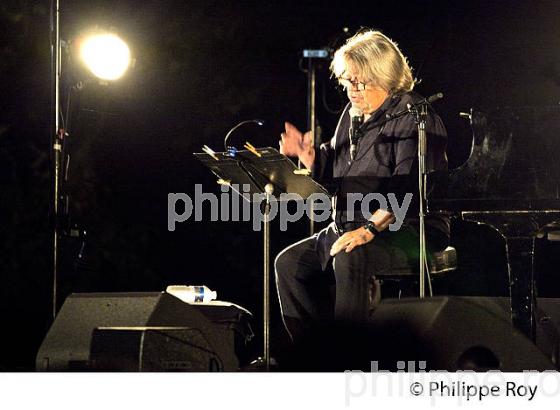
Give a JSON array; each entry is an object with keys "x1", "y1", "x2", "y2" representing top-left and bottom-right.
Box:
[{"x1": 275, "y1": 224, "x2": 448, "y2": 342}]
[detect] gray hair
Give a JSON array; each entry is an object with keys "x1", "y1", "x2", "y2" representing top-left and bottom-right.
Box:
[{"x1": 330, "y1": 30, "x2": 415, "y2": 95}]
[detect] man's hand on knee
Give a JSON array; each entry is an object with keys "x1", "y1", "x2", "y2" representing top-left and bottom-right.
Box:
[{"x1": 330, "y1": 228, "x2": 374, "y2": 256}]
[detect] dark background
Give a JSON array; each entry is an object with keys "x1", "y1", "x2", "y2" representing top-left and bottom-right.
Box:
[{"x1": 2, "y1": 0, "x2": 560, "y2": 370}]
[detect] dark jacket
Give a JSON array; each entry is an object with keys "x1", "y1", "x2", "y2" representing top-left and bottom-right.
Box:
[{"x1": 312, "y1": 91, "x2": 450, "y2": 266}]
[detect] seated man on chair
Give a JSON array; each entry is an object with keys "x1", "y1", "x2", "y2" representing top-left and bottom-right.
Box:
[{"x1": 275, "y1": 30, "x2": 450, "y2": 343}]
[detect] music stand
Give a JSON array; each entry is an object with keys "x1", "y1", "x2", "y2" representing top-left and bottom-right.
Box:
[{"x1": 195, "y1": 147, "x2": 329, "y2": 370}]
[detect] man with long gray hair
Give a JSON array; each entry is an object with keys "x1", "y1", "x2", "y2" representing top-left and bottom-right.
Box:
[{"x1": 275, "y1": 30, "x2": 449, "y2": 343}]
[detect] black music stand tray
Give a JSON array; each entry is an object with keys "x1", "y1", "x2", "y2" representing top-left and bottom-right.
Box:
[{"x1": 194, "y1": 147, "x2": 329, "y2": 370}]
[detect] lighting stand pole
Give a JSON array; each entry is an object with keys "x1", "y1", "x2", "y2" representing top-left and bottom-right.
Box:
[
  {"x1": 302, "y1": 49, "x2": 330, "y2": 235},
  {"x1": 305, "y1": 54, "x2": 317, "y2": 235},
  {"x1": 50, "y1": 0, "x2": 63, "y2": 320}
]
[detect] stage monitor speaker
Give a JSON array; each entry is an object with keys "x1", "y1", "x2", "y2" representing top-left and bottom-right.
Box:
[
  {"x1": 89, "y1": 327, "x2": 223, "y2": 371},
  {"x1": 293, "y1": 296, "x2": 558, "y2": 372},
  {"x1": 36, "y1": 292, "x2": 253, "y2": 371}
]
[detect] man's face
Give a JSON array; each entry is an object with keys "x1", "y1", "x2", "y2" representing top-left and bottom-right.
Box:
[{"x1": 341, "y1": 64, "x2": 389, "y2": 115}]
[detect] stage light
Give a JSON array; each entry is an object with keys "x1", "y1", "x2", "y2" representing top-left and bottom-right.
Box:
[{"x1": 79, "y1": 33, "x2": 131, "y2": 81}]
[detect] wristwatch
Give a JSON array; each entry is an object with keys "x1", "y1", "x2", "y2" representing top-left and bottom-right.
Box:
[{"x1": 363, "y1": 221, "x2": 381, "y2": 235}]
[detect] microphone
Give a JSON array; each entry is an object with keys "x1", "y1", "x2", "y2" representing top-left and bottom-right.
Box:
[
  {"x1": 349, "y1": 106, "x2": 364, "y2": 161},
  {"x1": 223, "y1": 119, "x2": 264, "y2": 151},
  {"x1": 426, "y1": 92, "x2": 444, "y2": 104},
  {"x1": 384, "y1": 92, "x2": 444, "y2": 121}
]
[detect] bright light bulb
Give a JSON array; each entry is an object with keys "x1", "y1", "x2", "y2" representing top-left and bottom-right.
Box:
[{"x1": 80, "y1": 33, "x2": 131, "y2": 81}]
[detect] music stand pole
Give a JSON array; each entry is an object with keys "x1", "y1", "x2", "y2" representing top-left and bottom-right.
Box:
[{"x1": 263, "y1": 183, "x2": 274, "y2": 371}]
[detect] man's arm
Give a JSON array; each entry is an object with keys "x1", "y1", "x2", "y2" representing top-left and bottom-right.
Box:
[
  {"x1": 280, "y1": 121, "x2": 337, "y2": 192},
  {"x1": 279, "y1": 122, "x2": 315, "y2": 169}
]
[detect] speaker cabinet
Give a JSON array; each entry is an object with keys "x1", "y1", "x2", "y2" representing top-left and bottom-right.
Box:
[
  {"x1": 290, "y1": 297, "x2": 558, "y2": 372},
  {"x1": 90, "y1": 327, "x2": 223, "y2": 371},
  {"x1": 36, "y1": 292, "x2": 253, "y2": 371},
  {"x1": 365, "y1": 296, "x2": 557, "y2": 371}
]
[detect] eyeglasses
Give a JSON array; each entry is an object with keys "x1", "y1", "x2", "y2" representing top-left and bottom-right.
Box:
[{"x1": 336, "y1": 76, "x2": 371, "y2": 91}]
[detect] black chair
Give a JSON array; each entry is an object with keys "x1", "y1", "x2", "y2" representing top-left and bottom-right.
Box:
[{"x1": 375, "y1": 246, "x2": 458, "y2": 298}]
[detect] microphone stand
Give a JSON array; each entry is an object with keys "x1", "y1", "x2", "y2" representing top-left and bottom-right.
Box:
[
  {"x1": 410, "y1": 102, "x2": 429, "y2": 298},
  {"x1": 371, "y1": 93, "x2": 443, "y2": 298}
]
